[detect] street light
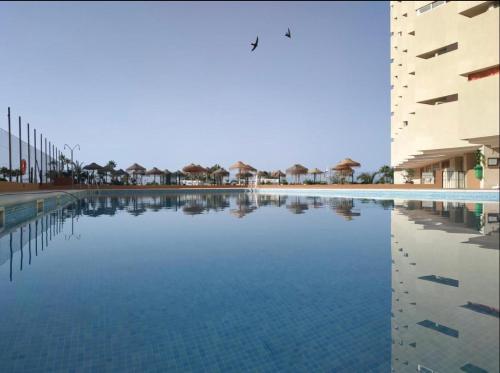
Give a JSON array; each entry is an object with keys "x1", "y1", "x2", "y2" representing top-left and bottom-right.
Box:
[{"x1": 64, "y1": 144, "x2": 80, "y2": 187}]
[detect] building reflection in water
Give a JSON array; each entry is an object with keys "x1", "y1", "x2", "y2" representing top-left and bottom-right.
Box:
[{"x1": 391, "y1": 200, "x2": 499, "y2": 373}]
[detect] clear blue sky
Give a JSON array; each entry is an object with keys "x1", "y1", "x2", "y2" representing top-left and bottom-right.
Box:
[{"x1": 0, "y1": 1, "x2": 389, "y2": 173}]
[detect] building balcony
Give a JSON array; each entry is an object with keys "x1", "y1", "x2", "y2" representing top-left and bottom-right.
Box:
[
  {"x1": 414, "y1": 2, "x2": 459, "y2": 57},
  {"x1": 458, "y1": 74, "x2": 500, "y2": 139},
  {"x1": 457, "y1": 6, "x2": 499, "y2": 75},
  {"x1": 415, "y1": 51, "x2": 459, "y2": 103}
]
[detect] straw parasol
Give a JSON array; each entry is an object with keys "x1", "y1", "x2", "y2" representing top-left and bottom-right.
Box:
[
  {"x1": 271, "y1": 170, "x2": 286, "y2": 185},
  {"x1": 244, "y1": 164, "x2": 257, "y2": 173},
  {"x1": 337, "y1": 158, "x2": 361, "y2": 168},
  {"x1": 163, "y1": 169, "x2": 171, "y2": 184},
  {"x1": 332, "y1": 165, "x2": 353, "y2": 184},
  {"x1": 182, "y1": 164, "x2": 207, "y2": 182},
  {"x1": 113, "y1": 169, "x2": 127, "y2": 176},
  {"x1": 101, "y1": 164, "x2": 115, "y2": 183},
  {"x1": 126, "y1": 163, "x2": 146, "y2": 184},
  {"x1": 126, "y1": 163, "x2": 146, "y2": 173},
  {"x1": 83, "y1": 162, "x2": 103, "y2": 171},
  {"x1": 182, "y1": 163, "x2": 206, "y2": 173},
  {"x1": 286, "y1": 164, "x2": 308, "y2": 184},
  {"x1": 212, "y1": 168, "x2": 229, "y2": 185},
  {"x1": 229, "y1": 161, "x2": 255, "y2": 184},
  {"x1": 308, "y1": 168, "x2": 324, "y2": 183},
  {"x1": 112, "y1": 169, "x2": 128, "y2": 183},
  {"x1": 146, "y1": 167, "x2": 164, "y2": 183},
  {"x1": 83, "y1": 163, "x2": 103, "y2": 185},
  {"x1": 172, "y1": 170, "x2": 184, "y2": 185},
  {"x1": 332, "y1": 158, "x2": 360, "y2": 183}
]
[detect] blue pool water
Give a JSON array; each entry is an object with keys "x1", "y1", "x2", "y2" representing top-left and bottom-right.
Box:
[{"x1": 0, "y1": 192, "x2": 498, "y2": 372}]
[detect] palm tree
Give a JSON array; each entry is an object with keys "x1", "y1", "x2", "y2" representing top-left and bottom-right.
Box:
[
  {"x1": 106, "y1": 160, "x2": 117, "y2": 169},
  {"x1": 72, "y1": 160, "x2": 85, "y2": 184},
  {"x1": 356, "y1": 172, "x2": 379, "y2": 184},
  {"x1": 378, "y1": 165, "x2": 394, "y2": 184},
  {"x1": 207, "y1": 164, "x2": 222, "y2": 184},
  {"x1": 103, "y1": 161, "x2": 117, "y2": 183}
]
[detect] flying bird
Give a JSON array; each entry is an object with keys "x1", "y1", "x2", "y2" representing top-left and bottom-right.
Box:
[
  {"x1": 251, "y1": 36, "x2": 258, "y2": 51},
  {"x1": 285, "y1": 28, "x2": 291, "y2": 38}
]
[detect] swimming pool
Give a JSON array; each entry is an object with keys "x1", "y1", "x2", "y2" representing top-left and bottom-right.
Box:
[{"x1": 0, "y1": 191, "x2": 498, "y2": 372}]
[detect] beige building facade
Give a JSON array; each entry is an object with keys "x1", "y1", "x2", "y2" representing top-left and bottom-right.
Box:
[{"x1": 390, "y1": 1, "x2": 499, "y2": 189}]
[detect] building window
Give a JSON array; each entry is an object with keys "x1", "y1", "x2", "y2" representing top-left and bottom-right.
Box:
[
  {"x1": 487, "y1": 157, "x2": 499, "y2": 166},
  {"x1": 417, "y1": 1, "x2": 447, "y2": 15},
  {"x1": 403, "y1": 121, "x2": 408, "y2": 127}
]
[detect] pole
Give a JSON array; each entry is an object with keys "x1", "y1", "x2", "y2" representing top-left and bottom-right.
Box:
[
  {"x1": 45, "y1": 138, "x2": 47, "y2": 184},
  {"x1": 39, "y1": 134, "x2": 43, "y2": 184},
  {"x1": 64, "y1": 144, "x2": 80, "y2": 188},
  {"x1": 7, "y1": 107, "x2": 12, "y2": 182},
  {"x1": 34, "y1": 128, "x2": 37, "y2": 184},
  {"x1": 27, "y1": 123, "x2": 31, "y2": 183},
  {"x1": 48, "y1": 141, "x2": 51, "y2": 176},
  {"x1": 18, "y1": 116, "x2": 22, "y2": 183}
]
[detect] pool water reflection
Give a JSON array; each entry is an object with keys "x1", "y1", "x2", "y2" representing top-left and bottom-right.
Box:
[{"x1": 0, "y1": 192, "x2": 498, "y2": 372}]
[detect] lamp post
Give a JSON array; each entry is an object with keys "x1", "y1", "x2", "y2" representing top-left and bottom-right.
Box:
[{"x1": 64, "y1": 144, "x2": 80, "y2": 188}]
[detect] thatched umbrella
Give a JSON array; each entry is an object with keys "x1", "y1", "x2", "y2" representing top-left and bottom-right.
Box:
[
  {"x1": 126, "y1": 163, "x2": 146, "y2": 184},
  {"x1": 101, "y1": 164, "x2": 115, "y2": 184},
  {"x1": 244, "y1": 164, "x2": 257, "y2": 173},
  {"x1": 332, "y1": 164, "x2": 354, "y2": 184},
  {"x1": 337, "y1": 158, "x2": 361, "y2": 168},
  {"x1": 172, "y1": 170, "x2": 184, "y2": 185},
  {"x1": 163, "y1": 169, "x2": 171, "y2": 184},
  {"x1": 182, "y1": 163, "x2": 207, "y2": 183},
  {"x1": 212, "y1": 168, "x2": 229, "y2": 185},
  {"x1": 286, "y1": 164, "x2": 308, "y2": 184},
  {"x1": 333, "y1": 158, "x2": 361, "y2": 183},
  {"x1": 308, "y1": 168, "x2": 324, "y2": 183},
  {"x1": 229, "y1": 161, "x2": 254, "y2": 184},
  {"x1": 83, "y1": 162, "x2": 103, "y2": 185},
  {"x1": 83, "y1": 162, "x2": 103, "y2": 171},
  {"x1": 146, "y1": 167, "x2": 164, "y2": 183},
  {"x1": 113, "y1": 169, "x2": 127, "y2": 176},
  {"x1": 272, "y1": 170, "x2": 286, "y2": 185},
  {"x1": 112, "y1": 169, "x2": 128, "y2": 183},
  {"x1": 235, "y1": 171, "x2": 253, "y2": 185}
]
